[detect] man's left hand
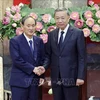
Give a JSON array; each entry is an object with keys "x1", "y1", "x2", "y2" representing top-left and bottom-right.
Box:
[
  {"x1": 76, "y1": 79, "x2": 84, "y2": 86},
  {"x1": 38, "y1": 78, "x2": 45, "y2": 86}
]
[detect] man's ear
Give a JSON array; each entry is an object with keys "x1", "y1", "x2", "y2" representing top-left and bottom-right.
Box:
[
  {"x1": 20, "y1": 22, "x2": 23, "y2": 30},
  {"x1": 67, "y1": 16, "x2": 70, "y2": 23},
  {"x1": 68, "y1": 17, "x2": 70, "y2": 22}
]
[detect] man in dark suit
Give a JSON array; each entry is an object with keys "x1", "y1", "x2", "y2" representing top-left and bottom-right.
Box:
[
  {"x1": 9, "y1": 16, "x2": 45, "y2": 100},
  {"x1": 38, "y1": 8, "x2": 86, "y2": 100}
]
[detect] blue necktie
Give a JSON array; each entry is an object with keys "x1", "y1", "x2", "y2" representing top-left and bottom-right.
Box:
[
  {"x1": 29, "y1": 40, "x2": 37, "y2": 60},
  {"x1": 29, "y1": 40, "x2": 33, "y2": 54},
  {"x1": 58, "y1": 31, "x2": 64, "y2": 50}
]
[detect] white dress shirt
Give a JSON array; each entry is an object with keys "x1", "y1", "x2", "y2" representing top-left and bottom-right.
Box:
[
  {"x1": 23, "y1": 33, "x2": 34, "y2": 50},
  {"x1": 58, "y1": 24, "x2": 69, "y2": 43}
]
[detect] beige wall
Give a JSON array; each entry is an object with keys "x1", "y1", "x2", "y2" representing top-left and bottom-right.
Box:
[
  {"x1": 31, "y1": 0, "x2": 87, "y2": 9},
  {"x1": 0, "y1": 0, "x2": 13, "y2": 20},
  {"x1": 0, "y1": 0, "x2": 13, "y2": 56}
]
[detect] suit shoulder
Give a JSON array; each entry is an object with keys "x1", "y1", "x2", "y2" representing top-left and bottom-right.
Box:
[
  {"x1": 48, "y1": 28, "x2": 58, "y2": 35},
  {"x1": 9, "y1": 35, "x2": 23, "y2": 46},
  {"x1": 10, "y1": 34, "x2": 22, "y2": 41},
  {"x1": 50, "y1": 28, "x2": 58, "y2": 33},
  {"x1": 70, "y1": 26, "x2": 83, "y2": 36},
  {"x1": 34, "y1": 35, "x2": 42, "y2": 41},
  {"x1": 71, "y1": 26, "x2": 82, "y2": 32},
  {"x1": 34, "y1": 35, "x2": 44, "y2": 44}
]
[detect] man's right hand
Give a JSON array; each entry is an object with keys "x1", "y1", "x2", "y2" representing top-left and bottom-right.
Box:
[{"x1": 33, "y1": 66, "x2": 45, "y2": 76}]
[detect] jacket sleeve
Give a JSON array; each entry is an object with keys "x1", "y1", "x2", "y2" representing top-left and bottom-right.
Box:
[
  {"x1": 43, "y1": 33, "x2": 51, "y2": 70},
  {"x1": 77, "y1": 30, "x2": 86, "y2": 80},
  {"x1": 9, "y1": 38, "x2": 35, "y2": 75},
  {"x1": 39, "y1": 39, "x2": 45, "y2": 78}
]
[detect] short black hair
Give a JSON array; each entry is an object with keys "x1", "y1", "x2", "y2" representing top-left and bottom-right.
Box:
[
  {"x1": 54, "y1": 8, "x2": 70, "y2": 17},
  {"x1": 21, "y1": 16, "x2": 36, "y2": 25}
]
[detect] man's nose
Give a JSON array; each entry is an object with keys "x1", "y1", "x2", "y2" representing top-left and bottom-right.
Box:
[
  {"x1": 29, "y1": 26, "x2": 33, "y2": 29},
  {"x1": 58, "y1": 18, "x2": 62, "y2": 22}
]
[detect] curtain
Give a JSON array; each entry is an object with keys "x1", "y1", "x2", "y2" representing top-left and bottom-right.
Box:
[
  {"x1": 88, "y1": 0, "x2": 100, "y2": 4},
  {"x1": 13, "y1": 0, "x2": 31, "y2": 5}
]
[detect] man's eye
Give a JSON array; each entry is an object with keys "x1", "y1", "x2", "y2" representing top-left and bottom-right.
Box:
[
  {"x1": 56, "y1": 18, "x2": 59, "y2": 20},
  {"x1": 32, "y1": 25, "x2": 35, "y2": 27},
  {"x1": 61, "y1": 18, "x2": 65, "y2": 19},
  {"x1": 27, "y1": 25, "x2": 30, "y2": 27}
]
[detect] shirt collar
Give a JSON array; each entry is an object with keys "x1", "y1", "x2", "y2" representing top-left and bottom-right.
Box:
[
  {"x1": 59, "y1": 24, "x2": 69, "y2": 33},
  {"x1": 23, "y1": 33, "x2": 33, "y2": 42}
]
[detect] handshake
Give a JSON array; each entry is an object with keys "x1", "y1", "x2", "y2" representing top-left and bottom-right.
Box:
[{"x1": 33, "y1": 66, "x2": 45, "y2": 76}]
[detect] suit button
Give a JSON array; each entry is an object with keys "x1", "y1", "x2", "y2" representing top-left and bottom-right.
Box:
[{"x1": 59, "y1": 56, "x2": 61, "y2": 58}]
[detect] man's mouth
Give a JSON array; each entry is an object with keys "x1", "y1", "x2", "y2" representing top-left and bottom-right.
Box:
[{"x1": 29, "y1": 30, "x2": 33, "y2": 33}]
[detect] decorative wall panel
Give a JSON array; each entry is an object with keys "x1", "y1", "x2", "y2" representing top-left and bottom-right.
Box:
[{"x1": 31, "y1": 0, "x2": 87, "y2": 9}]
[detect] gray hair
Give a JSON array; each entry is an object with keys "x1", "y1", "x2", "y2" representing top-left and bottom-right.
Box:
[
  {"x1": 54, "y1": 8, "x2": 70, "y2": 17},
  {"x1": 21, "y1": 16, "x2": 36, "y2": 25}
]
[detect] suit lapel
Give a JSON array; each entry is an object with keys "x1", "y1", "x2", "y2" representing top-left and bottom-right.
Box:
[
  {"x1": 21, "y1": 34, "x2": 33, "y2": 59},
  {"x1": 33, "y1": 36, "x2": 38, "y2": 61},
  {"x1": 53, "y1": 28, "x2": 59, "y2": 47},
  {"x1": 53, "y1": 28, "x2": 60, "y2": 55},
  {"x1": 60, "y1": 25, "x2": 73, "y2": 53}
]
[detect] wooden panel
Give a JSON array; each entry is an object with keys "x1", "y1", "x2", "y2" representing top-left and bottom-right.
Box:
[
  {"x1": 87, "y1": 70, "x2": 100, "y2": 97},
  {"x1": 0, "y1": 0, "x2": 13, "y2": 19},
  {"x1": 0, "y1": 0, "x2": 3, "y2": 20}
]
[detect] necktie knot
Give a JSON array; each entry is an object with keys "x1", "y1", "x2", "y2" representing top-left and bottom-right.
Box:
[
  {"x1": 61, "y1": 31, "x2": 64, "y2": 35},
  {"x1": 60, "y1": 31, "x2": 64, "y2": 41},
  {"x1": 29, "y1": 40, "x2": 32, "y2": 45},
  {"x1": 29, "y1": 40, "x2": 33, "y2": 53}
]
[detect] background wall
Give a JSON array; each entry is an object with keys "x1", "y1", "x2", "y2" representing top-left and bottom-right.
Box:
[
  {"x1": 31, "y1": 0, "x2": 87, "y2": 9},
  {"x1": 0, "y1": 0, "x2": 13, "y2": 20}
]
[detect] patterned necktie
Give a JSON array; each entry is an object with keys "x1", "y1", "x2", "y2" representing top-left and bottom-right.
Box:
[
  {"x1": 29, "y1": 40, "x2": 33, "y2": 54},
  {"x1": 58, "y1": 31, "x2": 64, "y2": 50}
]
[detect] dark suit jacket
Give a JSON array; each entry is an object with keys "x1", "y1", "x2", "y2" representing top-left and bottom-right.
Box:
[
  {"x1": 9, "y1": 34, "x2": 45, "y2": 88},
  {"x1": 44, "y1": 25, "x2": 86, "y2": 87}
]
